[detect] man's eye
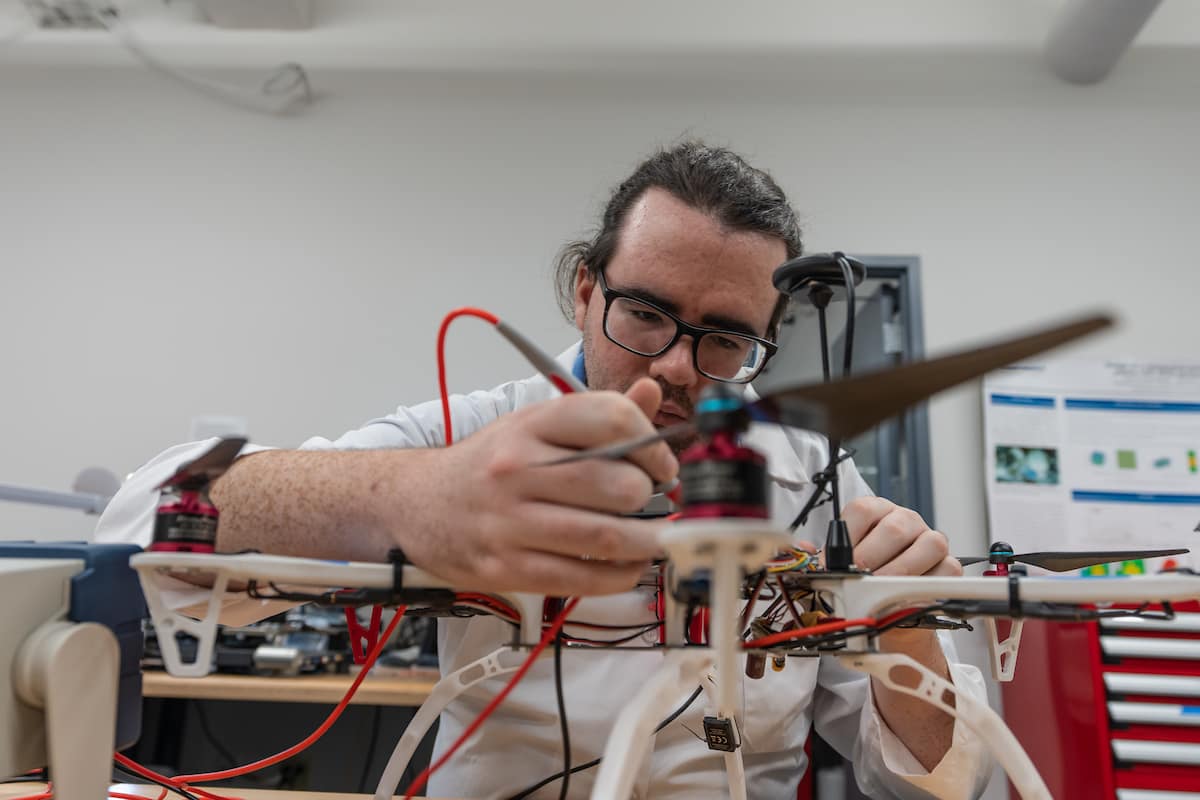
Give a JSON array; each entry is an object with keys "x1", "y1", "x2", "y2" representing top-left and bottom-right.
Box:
[
  {"x1": 713, "y1": 336, "x2": 745, "y2": 351},
  {"x1": 631, "y1": 308, "x2": 664, "y2": 324}
]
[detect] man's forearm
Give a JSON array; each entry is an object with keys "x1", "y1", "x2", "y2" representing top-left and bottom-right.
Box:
[
  {"x1": 209, "y1": 449, "x2": 424, "y2": 562},
  {"x1": 872, "y1": 628, "x2": 956, "y2": 772}
]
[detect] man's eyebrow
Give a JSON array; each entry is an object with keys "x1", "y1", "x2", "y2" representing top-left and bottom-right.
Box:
[{"x1": 620, "y1": 284, "x2": 760, "y2": 337}]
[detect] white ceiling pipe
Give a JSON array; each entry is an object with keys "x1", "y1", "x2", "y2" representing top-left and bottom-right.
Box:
[{"x1": 1046, "y1": 0, "x2": 1163, "y2": 84}]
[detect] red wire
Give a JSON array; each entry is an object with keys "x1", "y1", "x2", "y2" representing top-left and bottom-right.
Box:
[
  {"x1": 437, "y1": 308, "x2": 499, "y2": 446},
  {"x1": 455, "y1": 592, "x2": 521, "y2": 620},
  {"x1": 742, "y1": 616, "x2": 877, "y2": 648},
  {"x1": 401, "y1": 597, "x2": 581, "y2": 800},
  {"x1": 177, "y1": 605, "x2": 407, "y2": 783},
  {"x1": 115, "y1": 604, "x2": 407, "y2": 794}
]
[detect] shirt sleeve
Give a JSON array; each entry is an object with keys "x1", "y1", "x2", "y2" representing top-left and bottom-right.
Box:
[
  {"x1": 814, "y1": 632, "x2": 993, "y2": 800},
  {"x1": 92, "y1": 438, "x2": 293, "y2": 626},
  {"x1": 834, "y1": 468, "x2": 993, "y2": 798},
  {"x1": 93, "y1": 374, "x2": 548, "y2": 626},
  {"x1": 780, "y1": 438, "x2": 993, "y2": 798}
]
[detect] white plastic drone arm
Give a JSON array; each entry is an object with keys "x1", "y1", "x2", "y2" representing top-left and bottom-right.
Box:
[
  {"x1": 591, "y1": 650, "x2": 716, "y2": 800},
  {"x1": 812, "y1": 573, "x2": 1200, "y2": 623},
  {"x1": 839, "y1": 653, "x2": 1051, "y2": 800},
  {"x1": 131, "y1": 550, "x2": 540, "y2": 644},
  {"x1": 374, "y1": 646, "x2": 533, "y2": 800},
  {"x1": 983, "y1": 618, "x2": 1025, "y2": 682}
]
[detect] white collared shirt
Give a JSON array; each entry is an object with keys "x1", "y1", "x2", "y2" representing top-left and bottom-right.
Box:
[{"x1": 95, "y1": 343, "x2": 992, "y2": 799}]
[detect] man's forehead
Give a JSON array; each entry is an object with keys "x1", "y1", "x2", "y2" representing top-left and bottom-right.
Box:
[{"x1": 607, "y1": 190, "x2": 785, "y2": 330}]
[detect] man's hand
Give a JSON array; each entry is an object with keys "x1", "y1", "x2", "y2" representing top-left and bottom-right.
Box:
[
  {"x1": 384, "y1": 377, "x2": 678, "y2": 597},
  {"x1": 840, "y1": 496, "x2": 961, "y2": 771},
  {"x1": 842, "y1": 496, "x2": 961, "y2": 577}
]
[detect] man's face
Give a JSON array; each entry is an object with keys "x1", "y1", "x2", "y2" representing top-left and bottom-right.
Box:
[{"x1": 573, "y1": 187, "x2": 787, "y2": 453}]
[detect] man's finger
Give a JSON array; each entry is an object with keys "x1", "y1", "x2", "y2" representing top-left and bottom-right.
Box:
[
  {"x1": 840, "y1": 496, "x2": 897, "y2": 546},
  {"x1": 525, "y1": 393, "x2": 678, "y2": 485},
  {"x1": 924, "y1": 554, "x2": 964, "y2": 577},
  {"x1": 870, "y1": 530, "x2": 952, "y2": 577},
  {"x1": 508, "y1": 502, "x2": 667, "y2": 563},
  {"x1": 517, "y1": 455, "x2": 657, "y2": 514},
  {"x1": 624, "y1": 376, "x2": 663, "y2": 420}
]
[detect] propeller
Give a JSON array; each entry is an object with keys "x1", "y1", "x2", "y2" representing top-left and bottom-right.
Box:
[
  {"x1": 549, "y1": 311, "x2": 1113, "y2": 466},
  {"x1": 958, "y1": 540, "x2": 1190, "y2": 573},
  {"x1": 156, "y1": 436, "x2": 247, "y2": 491}
]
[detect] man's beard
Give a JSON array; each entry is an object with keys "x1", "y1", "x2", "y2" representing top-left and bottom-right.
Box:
[{"x1": 581, "y1": 334, "x2": 698, "y2": 455}]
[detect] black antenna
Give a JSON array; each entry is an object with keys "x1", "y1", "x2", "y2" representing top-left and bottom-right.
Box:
[{"x1": 772, "y1": 252, "x2": 866, "y2": 570}]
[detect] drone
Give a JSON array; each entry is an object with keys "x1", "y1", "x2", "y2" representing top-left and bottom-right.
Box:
[{"x1": 129, "y1": 254, "x2": 1197, "y2": 800}]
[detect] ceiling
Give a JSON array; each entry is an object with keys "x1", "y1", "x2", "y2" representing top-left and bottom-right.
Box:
[{"x1": 2, "y1": 0, "x2": 1200, "y2": 72}]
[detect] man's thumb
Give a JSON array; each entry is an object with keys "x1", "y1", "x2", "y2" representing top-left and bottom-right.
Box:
[{"x1": 624, "y1": 377, "x2": 663, "y2": 420}]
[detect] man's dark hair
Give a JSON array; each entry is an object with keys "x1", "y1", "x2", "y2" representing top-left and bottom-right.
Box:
[{"x1": 554, "y1": 140, "x2": 802, "y2": 339}]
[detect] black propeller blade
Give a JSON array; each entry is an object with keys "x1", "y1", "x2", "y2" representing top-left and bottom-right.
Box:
[
  {"x1": 958, "y1": 548, "x2": 1189, "y2": 573},
  {"x1": 156, "y1": 436, "x2": 248, "y2": 490},
  {"x1": 551, "y1": 311, "x2": 1113, "y2": 466}
]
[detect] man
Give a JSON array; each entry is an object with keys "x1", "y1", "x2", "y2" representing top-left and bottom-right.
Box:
[{"x1": 97, "y1": 141, "x2": 990, "y2": 798}]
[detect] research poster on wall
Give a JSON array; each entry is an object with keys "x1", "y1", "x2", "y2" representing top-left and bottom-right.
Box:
[{"x1": 983, "y1": 360, "x2": 1200, "y2": 574}]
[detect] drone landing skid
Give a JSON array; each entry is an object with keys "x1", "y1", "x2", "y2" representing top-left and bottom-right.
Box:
[
  {"x1": 840, "y1": 653, "x2": 1051, "y2": 800},
  {"x1": 375, "y1": 646, "x2": 532, "y2": 800},
  {"x1": 590, "y1": 649, "x2": 749, "y2": 800},
  {"x1": 588, "y1": 520, "x2": 789, "y2": 800}
]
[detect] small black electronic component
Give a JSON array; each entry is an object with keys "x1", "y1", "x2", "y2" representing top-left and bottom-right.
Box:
[{"x1": 703, "y1": 716, "x2": 739, "y2": 752}]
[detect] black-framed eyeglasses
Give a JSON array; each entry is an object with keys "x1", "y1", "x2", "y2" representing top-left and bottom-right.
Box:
[{"x1": 596, "y1": 271, "x2": 777, "y2": 384}]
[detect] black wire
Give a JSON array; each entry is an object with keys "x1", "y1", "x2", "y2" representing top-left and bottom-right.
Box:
[
  {"x1": 656, "y1": 686, "x2": 704, "y2": 730},
  {"x1": 553, "y1": 632, "x2": 571, "y2": 800},
  {"x1": 568, "y1": 619, "x2": 665, "y2": 631},
  {"x1": 356, "y1": 704, "x2": 384, "y2": 793},
  {"x1": 788, "y1": 447, "x2": 856, "y2": 531},
  {"x1": 836, "y1": 253, "x2": 856, "y2": 380},
  {"x1": 0, "y1": 773, "x2": 44, "y2": 785},
  {"x1": 112, "y1": 762, "x2": 203, "y2": 800},
  {"x1": 503, "y1": 685, "x2": 704, "y2": 800},
  {"x1": 750, "y1": 600, "x2": 1179, "y2": 655},
  {"x1": 561, "y1": 624, "x2": 662, "y2": 646}
]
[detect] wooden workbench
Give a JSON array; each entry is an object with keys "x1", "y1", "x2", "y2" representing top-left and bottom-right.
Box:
[
  {"x1": 141, "y1": 668, "x2": 440, "y2": 707},
  {"x1": 0, "y1": 785, "x2": 445, "y2": 799}
]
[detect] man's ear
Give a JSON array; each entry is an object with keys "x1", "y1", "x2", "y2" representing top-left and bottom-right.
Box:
[{"x1": 573, "y1": 264, "x2": 595, "y2": 332}]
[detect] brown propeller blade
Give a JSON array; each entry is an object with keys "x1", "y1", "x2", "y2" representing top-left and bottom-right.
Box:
[
  {"x1": 156, "y1": 436, "x2": 248, "y2": 489},
  {"x1": 958, "y1": 548, "x2": 1189, "y2": 572},
  {"x1": 544, "y1": 311, "x2": 1112, "y2": 467},
  {"x1": 752, "y1": 313, "x2": 1113, "y2": 439}
]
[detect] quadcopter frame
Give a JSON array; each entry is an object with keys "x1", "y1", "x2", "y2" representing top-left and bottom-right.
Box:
[{"x1": 130, "y1": 528, "x2": 1200, "y2": 800}]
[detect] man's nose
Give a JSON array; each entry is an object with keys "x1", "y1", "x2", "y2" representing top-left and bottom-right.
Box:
[{"x1": 648, "y1": 336, "x2": 699, "y2": 388}]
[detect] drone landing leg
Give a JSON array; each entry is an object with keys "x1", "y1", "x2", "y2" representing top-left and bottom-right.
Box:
[
  {"x1": 138, "y1": 568, "x2": 231, "y2": 678},
  {"x1": 839, "y1": 653, "x2": 1051, "y2": 800},
  {"x1": 590, "y1": 649, "x2": 714, "y2": 800},
  {"x1": 983, "y1": 618, "x2": 1024, "y2": 682},
  {"x1": 374, "y1": 646, "x2": 533, "y2": 800}
]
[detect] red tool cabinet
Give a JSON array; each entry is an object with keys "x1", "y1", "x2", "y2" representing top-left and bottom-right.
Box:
[{"x1": 1003, "y1": 602, "x2": 1200, "y2": 799}]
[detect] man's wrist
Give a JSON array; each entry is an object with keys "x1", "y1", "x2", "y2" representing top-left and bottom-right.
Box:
[{"x1": 876, "y1": 627, "x2": 944, "y2": 664}]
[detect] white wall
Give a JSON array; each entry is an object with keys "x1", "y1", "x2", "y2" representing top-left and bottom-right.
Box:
[{"x1": 3, "y1": 19, "x2": 1199, "y2": 795}]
